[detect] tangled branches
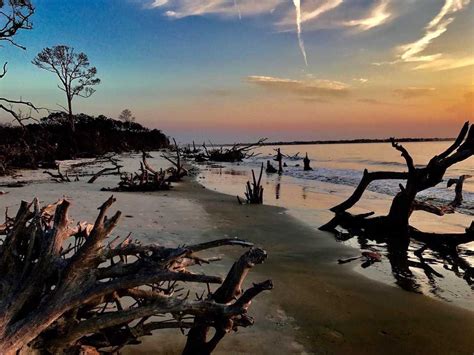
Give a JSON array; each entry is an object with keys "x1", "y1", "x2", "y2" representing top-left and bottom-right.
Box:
[{"x1": 0, "y1": 197, "x2": 271, "y2": 354}]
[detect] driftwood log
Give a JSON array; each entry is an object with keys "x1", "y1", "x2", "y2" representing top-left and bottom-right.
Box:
[
  {"x1": 88, "y1": 155, "x2": 123, "y2": 183},
  {"x1": 202, "y1": 139, "x2": 265, "y2": 163},
  {"x1": 265, "y1": 160, "x2": 277, "y2": 174},
  {"x1": 43, "y1": 165, "x2": 78, "y2": 183},
  {"x1": 0, "y1": 197, "x2": 271, "y2": 354},
  {"x1": 321, "y1": 122, "x2": 474, "y2": 288}
]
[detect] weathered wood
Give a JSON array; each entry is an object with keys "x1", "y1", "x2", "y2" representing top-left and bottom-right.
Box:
[
  {"x1": 303, "y1": 152, "x2": 312, "y2": 171},
  {"x1": 202, "y1": 139, "x2": 266, "y2": 163},
  {"x1": 321, "y1": 122, "x2": 474, "y2": 286},
  {"x1": 274, "y1": 148, "x2": 283, "y2": 174},
  {"x1": 0, "y1": 198, "x2": 270, "y2": 353},
  {"x1": 238, "y1": 163, "x2": 264, "y2": 204}
]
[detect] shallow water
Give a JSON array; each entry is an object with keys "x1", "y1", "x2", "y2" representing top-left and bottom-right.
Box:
[{"x1": 196, "y1": 142, "x2": 473, "y2": 310}]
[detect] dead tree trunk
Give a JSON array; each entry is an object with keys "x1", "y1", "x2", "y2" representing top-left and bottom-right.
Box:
[
  {"x1": 161, "y1": 139, "x2": 188, "y2": 182},
  {"x1": 238, "y1": 164, "x2": 264, "y2": 204},
  {"x1": 183, "y1": 249, "x2": 271, "y2": 354},
  {"x1": 274, "y1": 148, "x2": 283, "y2": 174},
  {"x1": 88, "y1": 156, "x2": 123, "y2": 183},
  {"x1": 303, "y1": 153, "x2": 312, "y2": 171},
  {"x1": 266, "y1": 160, "x2": 277, "y2": 174},
  {"x1": 448, "y1": 174, "x2": 472, "y2": 207},
  {"x1": 322, "y1": 121, "x2": 474, "y2": 247},
  {"x1": 0, "y1": 197, "x2": 271, "y2": 354}
]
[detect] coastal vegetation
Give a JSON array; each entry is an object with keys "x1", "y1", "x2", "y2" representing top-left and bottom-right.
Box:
[{"x1": 0, "y1": 113, "x2": 169, "y2": 175}]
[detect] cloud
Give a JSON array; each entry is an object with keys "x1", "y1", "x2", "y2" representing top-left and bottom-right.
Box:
[
  {"x1": 353, "y1": 78, "x2": 369, "y2": 83},
  {"x1": 394, "y1": 87, "x2": 436, "y2": 99},
  {"x1": 246, "y1": 75, "x2": 350, "y2": 98},
  {"x1": 149, "y1": 0, "x2": 281, "y2": 19},
  {"x1": 358, "y1": 98, "x2": 392, "y2": 105},
  {"x1": 413, "y1": 55, "x2": 474, "y2": 71},
  {"x1": 276, "y1": 0, "x2": 344, "y2": 30},
  {"x1": 342, "y1": 0, "x2": 392, "y2": 31},
  {"x1": 398, "y1": 0, "x2": 471, "y2": 64}
]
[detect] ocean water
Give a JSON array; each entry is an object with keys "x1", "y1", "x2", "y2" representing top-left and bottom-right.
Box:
[
  {"x1": 196, "y1": 141, "x2": 474, "y2": 309},
  {"x1": 253, "y1": 142, "x2": 473, "y2": 213}
]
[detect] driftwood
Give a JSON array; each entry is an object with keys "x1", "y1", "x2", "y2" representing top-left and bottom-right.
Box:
[
  {"x1": 265, "y1": 160, "x2": 277, "y2": 174},
  {"x1": 103, "y1": 154, "x2": 170, "y2": 192},
  {"x1": 88, "y1": 155, "x2": 123, "y2": 183},
  {"x1": 43, "y1": 165, "x2": 75, "y2": 183},
  {"x1": 321, "y1": 122, "x2": 474, "y2": 288},
  {"x1": 448, "y1": 174, "x2": 472, "y2": 207},
  {"x1": 238, "y1": 164, "x2": 264, "y2": 205},
  {"x1": 274, "y1": 148, "x2": 283, "y2": 174},
  {"x1": 0, "y1": 197, "x2": 271, "y2": 353},
  {"x1": 303, "y1": 153, "x2": 312, "y2": 171},
  {"x1": 203, "y1": 139, "x2": 266, "y2": 163},
  {"x1": 161, "y1": 139, "x2": 188, "y2": 182}
]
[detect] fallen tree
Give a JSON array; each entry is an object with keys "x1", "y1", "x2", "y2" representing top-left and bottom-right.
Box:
[
  {"x1": 0, "y1": 197, "x2": 271, "y2": 354},
  {"x1": 321, "y1": 122, "x2": 474, "y2": 288},
  {"x1": 102, "y1": 152, "x2": 176, "y2": 192},
  {"x1": 88, "y1": 155, "x2": 123, "y2": 183},
  {"x1": 202, "y1": 139, "x2": 266, "y2": 163},
  {"x1": 161, "y1": 139, "x2": 188, "y2": 182}
]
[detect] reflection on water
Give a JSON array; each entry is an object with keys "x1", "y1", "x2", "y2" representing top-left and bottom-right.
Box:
[
  {"x1": 197, "y1": 143, "x2": 474, "y2": 310},
  {"x1": 275, "y1": 175, "x2": 281, "y2": 200},
  {"x1": 334, "y1": 228, "x2": 472, "y2": 301}
]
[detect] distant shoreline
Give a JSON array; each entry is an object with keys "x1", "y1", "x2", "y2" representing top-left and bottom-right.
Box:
[{"x1": 217, "y1": 137, "x2": 455, "y2": 147}]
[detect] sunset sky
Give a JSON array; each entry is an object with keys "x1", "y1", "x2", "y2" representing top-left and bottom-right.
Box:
[{"x1": 1, "y1": 0, "x2": 473, "y2": 143}]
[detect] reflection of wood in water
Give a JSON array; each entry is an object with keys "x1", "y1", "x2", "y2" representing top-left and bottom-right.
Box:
[
  {"x1": 275, "y1": 175, "x2": 281, "y2": 200},
  {"x1": 210, "y1": 168, "x2": 247, "y2": 176},
  {"x1": 302, "y1": 186, "x2": 307, "y2": 200}
]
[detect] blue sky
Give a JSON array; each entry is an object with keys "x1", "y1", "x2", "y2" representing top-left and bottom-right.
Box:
[{"x1": 1, "y1": 0, "x2": 473, "y2": 142}]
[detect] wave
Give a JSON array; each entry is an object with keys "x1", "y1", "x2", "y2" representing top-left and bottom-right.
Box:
[{"x1": 246, "y1": 157, "x2": 474, "y2": 216}]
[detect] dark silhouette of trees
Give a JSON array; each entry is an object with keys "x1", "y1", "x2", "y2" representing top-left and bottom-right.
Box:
[
  {"x1": 118, "y1": 108, "x2": 135, "y2": 123},
  {"x1": 32, "y1": 45, "x2": 100, "y2": 132},
  {"x1": 0, "y1": 0, "x2": 38, "y2": 127}
]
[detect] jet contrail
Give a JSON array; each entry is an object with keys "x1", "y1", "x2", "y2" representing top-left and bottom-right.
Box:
[
  {"x1": 293, "y1": 0, "x2": 308, "y2": 66},
  {"x1": 234, "y1": 0, "x2": 242, "y2": 20}
]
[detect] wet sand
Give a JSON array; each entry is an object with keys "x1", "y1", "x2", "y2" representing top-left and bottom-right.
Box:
[
  {"x1": 125, "y1": 181, "x2": 474, "y2": 355},
  {"x1": 1, "y1": 172, "x2": 473, "y2": 354}
]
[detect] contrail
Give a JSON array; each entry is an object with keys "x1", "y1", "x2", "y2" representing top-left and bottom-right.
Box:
[
  {"x1": 292, "y1": 0, "x2": 308, "y2": 66},
  {"x1": 234, "y1": 0, "x2": 241, "y2": 20}
]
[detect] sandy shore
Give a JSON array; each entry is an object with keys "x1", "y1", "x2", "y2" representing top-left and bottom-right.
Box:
[
  {"x1": 1, "y1": 172, "x2": 473, "y2": 354},
  {"x1": 125, "y1": 181, "x2": 474, "y2": 355}
]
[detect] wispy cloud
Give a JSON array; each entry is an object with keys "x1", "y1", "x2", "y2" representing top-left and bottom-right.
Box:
[
  {"x1": 394, "y1": 87, "x2": 436, "y2": 99},
  {"x1": 343, "y1": 0, "x2": 392, "y2": 31},
  {"x1": 413, "y1": 55, "x2": 474, "y2": 71},
  {"x1": 353, "y1": 78, "x2": 369, "y2": 83},
  {"x1": 398, "y1": 0, "x2": 471, "y2": 64},
  {"x1": 149, "y1": 0, "x2": 281, "y2": 19},
  {"x1": 246, "y1": 75, "x2": 350, "y2": 98},
  {"x1": 292, "y1": 0, "x2": 308, "y2": 66},
  {"x1": 302, "y1": 0, "x2": 343, "y2": 23}
]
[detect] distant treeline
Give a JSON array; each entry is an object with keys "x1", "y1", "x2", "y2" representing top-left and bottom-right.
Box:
[
  {"x1": 258, "y1": 137, "x2": 455, "y2": 146},
  {"x1": 0, "y1": 112, "x2": 169, "y2": 174}
]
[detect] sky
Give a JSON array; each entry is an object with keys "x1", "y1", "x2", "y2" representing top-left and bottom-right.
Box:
[{"x1": 1, "y1": 0, "x2": 473, "y2": 143}]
